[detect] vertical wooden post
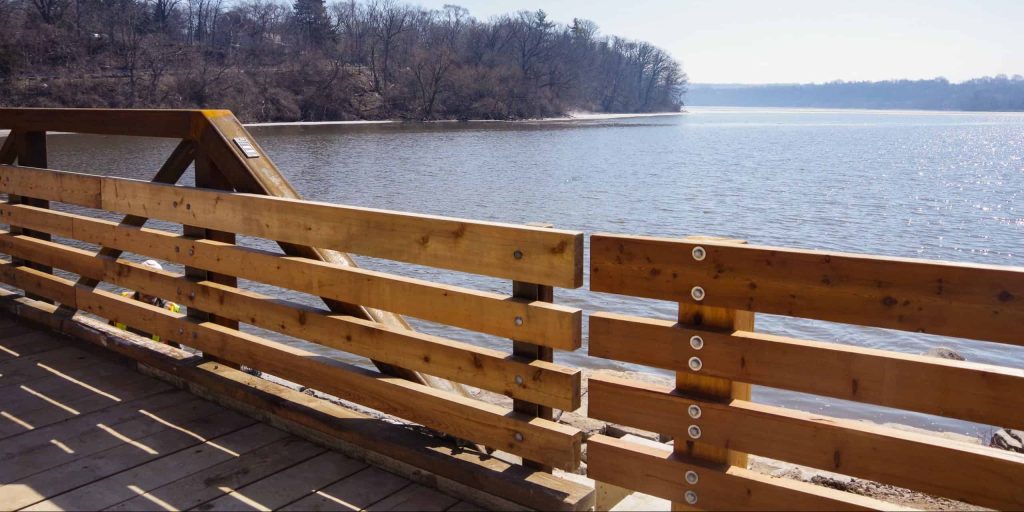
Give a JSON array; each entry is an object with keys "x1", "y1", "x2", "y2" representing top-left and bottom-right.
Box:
[
  {"x1": 511, "y1": 222, "x2": 555, "y2": 473},
  {"x1": 184, "y1": 150, "x2": 241, "y2": 367},
  {"x1": 673, "y1": 236, "x2": 752, "y2": 511},
  {"x1": 11, "y1": 131, "x2": 53, "y2": 303}
]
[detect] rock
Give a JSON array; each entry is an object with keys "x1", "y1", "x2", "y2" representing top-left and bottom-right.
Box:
[
  {"x1": 923, "y1": 347, "x2": 965, "y2": 361},
  {"x1": 991, "y1": 429, "x2": 1024, "y2": 453}
]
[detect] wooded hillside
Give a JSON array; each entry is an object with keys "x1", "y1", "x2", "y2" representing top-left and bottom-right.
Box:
[{"x1": 0, "y1": 0, "x2": 687, "y2": 121}]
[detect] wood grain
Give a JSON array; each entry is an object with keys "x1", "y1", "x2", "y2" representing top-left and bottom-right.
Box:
[
  {"x1": 0, "y1": 195, "x2": 582, "y2": 350},
  {"x1": 587, "y1": 435, "x2": 892, "y2": 511},
  {"x1": 591, "y1": 233, "x2": 1024, "y2": 345},
  {"x1": 589, "y1": 311, "x2": 1024, "y2": 429},
  {"x1": 0, "y1": 231, "x2": 582, "y2": 410},
  {"x1": 0, "y1": 264, "x2": 583, "y2": 470},
  {"x1": 589, "y1": 375, "x2": 1024, "y2": 510}
]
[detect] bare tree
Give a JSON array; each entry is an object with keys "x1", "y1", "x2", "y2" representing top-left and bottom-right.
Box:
[
  {"x1": 3, "y1": 0, "x2": 687, "y2": 118},
  {"x1": 31, "y1": 0, "x2": 70, "y2": 24}
]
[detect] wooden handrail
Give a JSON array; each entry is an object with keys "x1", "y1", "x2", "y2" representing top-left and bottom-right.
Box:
[
  {"x1": 591, "y1": 233, "x2": 1024, "y2": 345},
  {"x1": 0, "y1": 110, "x2": 587, "y2": 489},
  {"x1": 0, "y1": 231, "x2": 582, "y2": 410},
  {"x1": 589, "y1": 311, "x2": 1024, "y2": 429},
  {"x1": 0, "y1": 165, "x2": 583, "y2": 287},
  {"x1": 588, "y1": 232, "x2": 1024, "y2": 510},
  {"x1": 0, "y1": 108, "x2": 203, "y2": 138},
  {"x1": 590, "y1": 375, "x2": 1024, "y2": 510},
  {"x1": 0, "y1": 201, "x2": 581, "y2": 349},
  {"x1": 0, "y1": 261, "x2": 582, "y2": 470}
]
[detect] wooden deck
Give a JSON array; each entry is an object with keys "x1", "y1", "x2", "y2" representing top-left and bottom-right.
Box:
[{"x1": 0, "y1": 312, "x2": 473, "y2": 511}]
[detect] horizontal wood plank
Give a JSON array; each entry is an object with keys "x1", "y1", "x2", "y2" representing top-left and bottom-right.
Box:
[
  {"x1": 589, "y1": 375, "x2": 1024, "y2": 510},
  {"x1": 105, "y1": 175, "x2": 583, "y2": 287},
  {"x1": 0, "y1": 165, "x2": 584, "y2": 286},
  {"x1": 0, "y1": 232, "x2": 581, "y2": 410},
  {"x1": 589, "y1": 311, "x2": 1024, "y2": 430},
  {"x1": 590, "y1": 233, "x2": 1024, "y2": 345},
  {"x1": 0, "y1": 265, "x2": 582, "y2": 470},
  {"x1": 0, "y1": 108, "x2": 200, "y2": 139},
  {"x1": 586, "y1": 435, "x2": 891, "y2": 511},
  {"x1": 0, "y1": 165, "x2": 102, "y2": 210},
  {"x1": 0, "y1": 202, "x2": 581, "y2": 350}
]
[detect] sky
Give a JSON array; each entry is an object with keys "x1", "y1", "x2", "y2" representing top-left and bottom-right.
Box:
[{"x1": 412, "y1": 0, "x2": 1024, "y2": 84}]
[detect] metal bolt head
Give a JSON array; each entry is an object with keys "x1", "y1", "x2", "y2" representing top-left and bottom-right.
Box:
[
  {"x1": 684, "y1": 490, "x2": 698, "y2": 505},
  {"x1": 688, "y1": 404, "x2": 702, "y2": 419},
  {"x1": 514, "y1": 316, "x2": 523, "y2": 326},
  {"x1": 189, "y1": 292, "x2": 196, "y2": 299},
  {"x1": 174, "y1": 246, "x2": 180, "y2": 253},
  {"x1": 514, "y1": 432, "x2": 524, "y2": 442},
  {"x1": 689, "y1": 335, "x2": 704, "y2": 350},
  {"x1": 685, "y1": 470, "x2": 699, "y2": 485},
  {"x1": 515, "y1": 375, "x2": 524, "y2": 386},
  {"x1": 688, "y1": 356, "x2": 702, "y2": 372},
  {"x1": 192, "y1": 332, "x2": 198, "y2": 339},
  {"x1": 691, "y1": 246, "x2": 706, "y2": 261},
  {"x1": 188, "y1": 247, "x2": 195, "y2": 256},
  {"x1": 178, "y1": 327, "x2": 184, "y2": 335},
  {"x1": 513, "y1": 249, "x2": 523, "y2": 260},
  {"x1": 688, "y1": 425, "x2": 702, "y2": 439},
  {"x1": 690, "y1": 286, "x2": 706, "y2": 301}
]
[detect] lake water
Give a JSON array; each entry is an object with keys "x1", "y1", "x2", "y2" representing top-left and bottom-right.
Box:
[{"x1": 11, "y1": 107, "x2": 1024, "y2": 439}]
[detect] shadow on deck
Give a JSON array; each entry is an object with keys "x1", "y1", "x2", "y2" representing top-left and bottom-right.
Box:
[{"x1": 0, "y1": 310, "x2": 474, "y2": 511}]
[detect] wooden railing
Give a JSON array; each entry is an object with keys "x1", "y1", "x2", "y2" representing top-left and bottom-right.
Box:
[
  {"x1": 4, "y1": 109, "x2": 1023, "y2": 511},
  {"x1": 586, "y1": 233, "x2": 1024, "y2": 510},
  {"x1": 0, "y1": 110, "x2": 585, "y2": 484}
]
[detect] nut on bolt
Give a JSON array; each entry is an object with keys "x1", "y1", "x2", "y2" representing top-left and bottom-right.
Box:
[
  {"x1": 688, "y1": 404, "x2": 702, "y2": 419},
  {"x1": 689, "y1": 335, "x2": 704, "y2": 350},
  {"x1": 688, "y1": 425, "x2": 702, "y2": 439},
  {"x1": 684, "y1": 490, "x2": 698, "y2": 505},
  {"x1": 691, "y1": 246, "x2": 706, "y2": 261},
  {"x1": 688, "y1": 356, "x2": 702, "y2": 372},
  {"x1": 690, "y1": 286, "x2": 706, "y2": 301}
]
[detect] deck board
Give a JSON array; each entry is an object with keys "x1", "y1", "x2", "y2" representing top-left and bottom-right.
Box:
[
  {"x1": 0, "y1": 370, "x2": 174, "y2": 439},
  {"x1": 25, "y1": 423, "x2": 290, "y2": 511},
  {"x1": 366, "y1": 484, "x2": 460, "y2": 511},
  {"x1": 2, "y1": 409, "x2": 257, "y2": 510},
  {"x1": 195, "y1": 451, "x2": 368, "y2": 511},
  {"x1": 0, "y1": 333, "x2": 67, "y2": 361},
  {"x1": 0, "y1": 313, "x2": 468, "y2": 512},
  {"x1": 0, "y1": 347, "x2": 121, "y2": 389},
  {"x1": 279, "y1": 467, "x2": 411, "y2": 511},
  {"x1": 107, "y1": 437, "x2": 326, "y2": 511},
  {"x1": 2, "y1": 394, "x2": 217, "y2": 484}
]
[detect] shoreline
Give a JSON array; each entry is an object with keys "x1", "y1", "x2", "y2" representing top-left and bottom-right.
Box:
[
  {"x1": 246, "y1": 111, "x2": 684, "y2": 128},
  {"x1": 0, "y1": 111, "x2": 683, "y2": 137}
]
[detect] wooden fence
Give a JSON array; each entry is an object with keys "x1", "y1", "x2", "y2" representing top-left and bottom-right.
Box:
[
  {"x1": 3, "y1": 109, "x2": 1023, "y2": 511},
  {"x1": 0, "y1": 110, "x2": 586, "y2": 495},
  {"x1": 586, "y1": 233, "x2": 1024, "y2": 510}
]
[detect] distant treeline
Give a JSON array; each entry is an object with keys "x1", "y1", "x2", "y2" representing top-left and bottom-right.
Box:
[
  {"x1": 687, "y1": 76, "x2": 1024, "y2": 112},
  {"x1": 0, "y1": 0, "x2": 686, "y2": 121}
]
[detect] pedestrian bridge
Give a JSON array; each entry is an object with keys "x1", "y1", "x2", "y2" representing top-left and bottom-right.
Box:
[{"x1": 1, "y1": 108, "x2": 1022, "y2": 511}]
